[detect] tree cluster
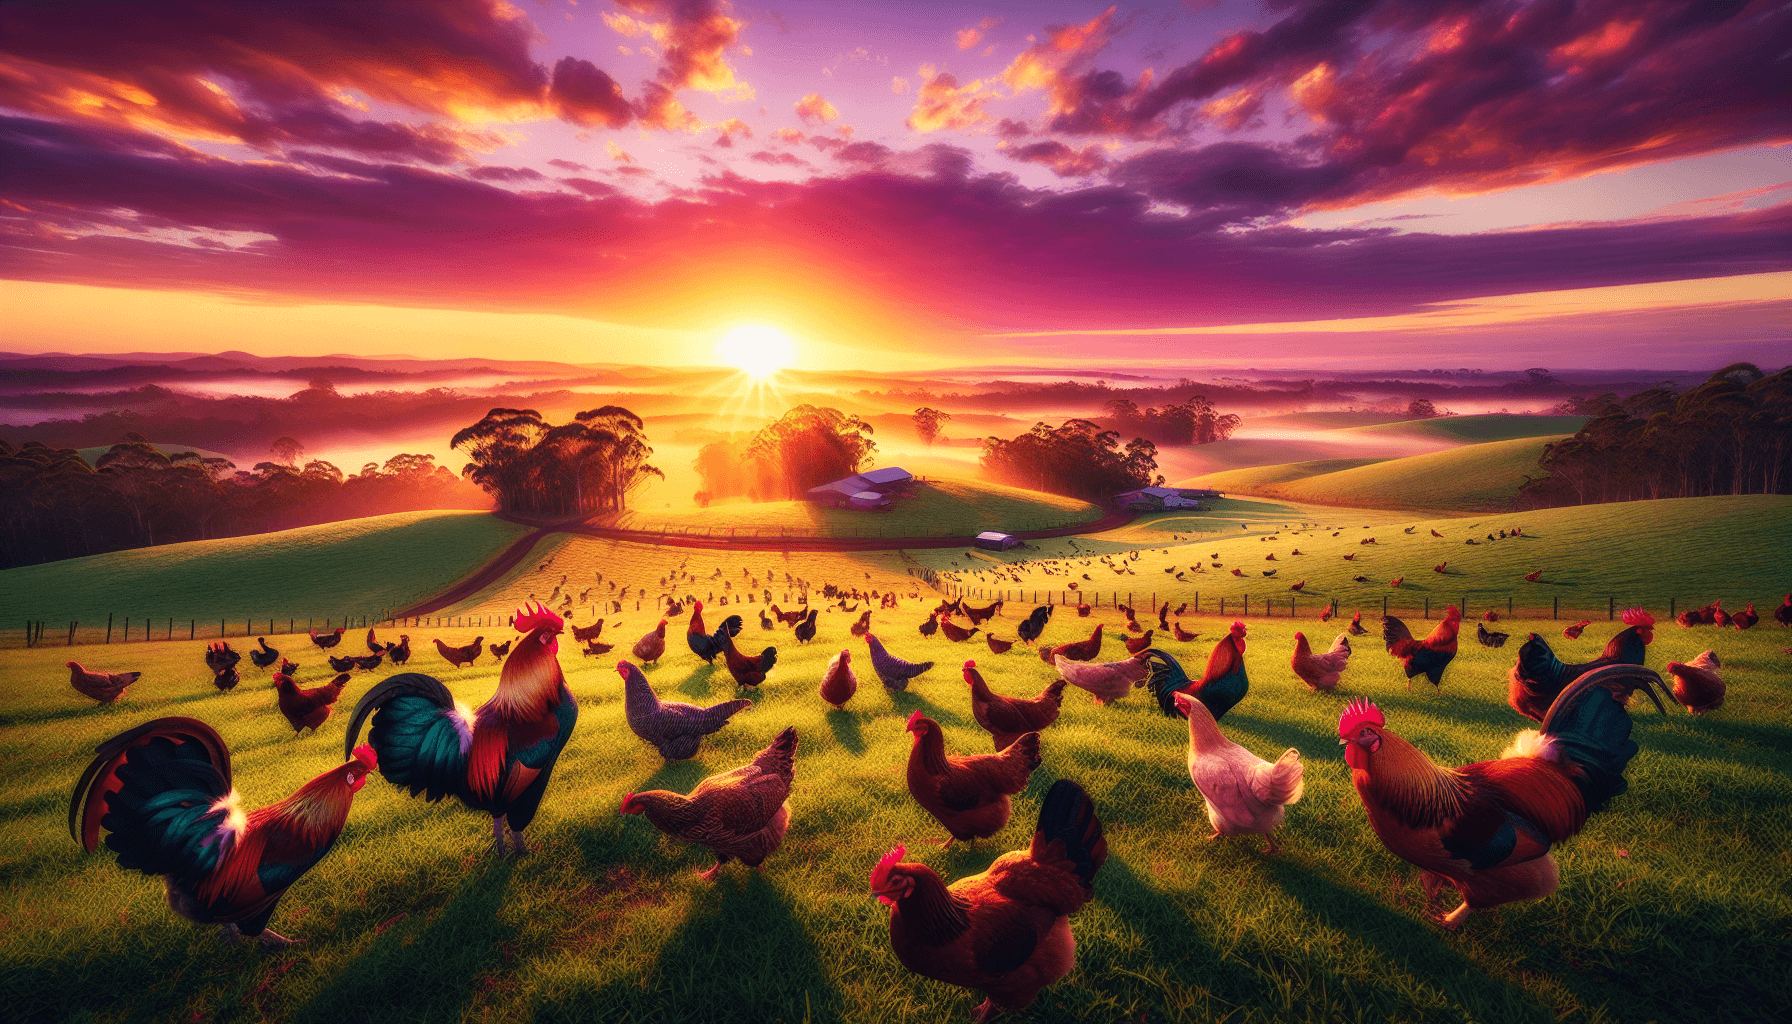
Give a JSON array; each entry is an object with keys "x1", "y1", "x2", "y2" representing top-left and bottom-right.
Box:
[
  {"x1": 453, "y1": 407, "x2": 661, "y2": 518},
  {"x1": 0, "y1": 437, "x2": 484, "y2": 569},
  {"x1": 693, "y1": 406, "x2": 878, "y2": 503},
  {"x1": 980, "y1": 419, "x2": 1160, "y2": 501},
  {"x1": 1518, "y1": 363, "x2": 1792, "y2": 508},
  {"x1": 1102, "y1": 395, "x2": 1241, "y2": 446}
]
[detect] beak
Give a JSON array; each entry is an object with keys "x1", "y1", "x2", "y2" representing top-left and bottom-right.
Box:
[{"x1": 1337, "y1": 738, "x2": 1347, "y2": 745}]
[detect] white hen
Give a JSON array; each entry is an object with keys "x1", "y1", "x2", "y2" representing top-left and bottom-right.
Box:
[{"x1": 1174, "y1": 690, "x2": 1304, "y2": 854}]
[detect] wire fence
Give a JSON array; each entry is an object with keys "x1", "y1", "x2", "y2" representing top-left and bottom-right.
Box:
[{"x1": 4, "y1": 608, "x2": 516, "y2": 651}]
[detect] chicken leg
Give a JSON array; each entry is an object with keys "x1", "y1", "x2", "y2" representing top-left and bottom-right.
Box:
[{"x1": 219, "y1": 923, "x2": 299, "y2": 948}]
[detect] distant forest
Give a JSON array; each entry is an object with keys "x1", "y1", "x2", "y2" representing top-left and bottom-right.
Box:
[
  {"x1": 692, "y1": 406, "x2": 877, "y2": 503},
  {"x1": 981, "y1": 419, "x2": 1160, "y2": 501},
  {"x1": 1519, "y1": 363, "x2": 1792, "y2": 508}
]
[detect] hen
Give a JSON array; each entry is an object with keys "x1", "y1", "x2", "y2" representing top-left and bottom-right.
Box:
[
  {"x1": 964, "y1": 661, "x2": 1064, "y2": 751},
  {"x1": 329, "y1": 654, "x2": 356, "y2": 673},
  {"x1": 685, "y1": 601, "x2": 743, "y2": 663},
  {"x1": 489, "y1": 641, "x2": 513, "y2": 662},
  {"x1": 433, "y1": 636, "x2": 484, "y2": 668},
  {"x1": 1730, "y1": 602, "x2": 1758, "y2": 630},
  {"x1": 794, "y1": 608, "x2": 819, "y2": 644},
  {"x1": 68, "y1": 662, "x2": 139, "y2": 704},
  {"x1": 1382, "y1": 606, "x2": 1462, "y2": 692},
  {"x1": 1171, "y1": 621, "x2": 1198, "y2": 642},
  {"x1": 212, "y1": 666, "x2": 240, "y2": 692},
  {"x1": 865, "y1": 633, "x2": 934, "y2": 690},
  {"x1": 1776, "y1": 594, "x2": 1792, "y2": 627},
  {"x1": 204, "y1": 642, "x2": 241, "y2": 675},
  {"x1": 871, "y1": 779, "x2": 1106, "y2": 1023},
  {"x1": 1141, "y1": 621, "x2": 1249, "y2": 721},
  {"x1": 1340, "y1": 665, "x2": 1668, "y2": 929},
  {"x1": 1476, "y1": 622, "x2": 1510, "y2": 649},
  {"x1": 1122, "y1": 629, "x2": 1154, "y2": 655},
  {"x1": 632, "y1": 619, "x2": 668, "y2": 664},
  {"x1": 617, "y1": 660, "x2": 751, "y2": 760},
  {"x1": 1508, "y1": 610, "x2": 1653, "y2": 722},
  {"x1": 1015, "y1": 606, "x2": 1052, "y2": 644},
  {"x1": 622, "y1": 727, "x2": 798, "y2": 881},
  {"x1": 963, "y1": 600, "x2": 1004, "y2": 625},
  {"x1": 1290, "y1": 631, "x2": 1351, "y2": 693},
  {"x1": 70, "y1": 717, "x2": 375, "y2": 947},
  {"x1": 920, "y1": 612, "x2": 940, "y2": 638},
  {"x1": 1048, "y1": 624, "x2": 1103, "y2": 663},
  {"x1": 1664, "y1": 649, "x2": 1724, "y2": 715},
  {"x1": 249, "y1": 638, "x2": 280, "y2": 670},
  {"x1": 1054, "y1": 653, "x2": 1147, "y2": 706},
  {"x1": 351, "y1": 653, "x2": 385, "y2": 671},
  {"x1": 386, "y1": 635, "x2": 411, "y2": 665},
  {"x1": 309, "y1": 627, "x2": 345, "y2": 650},
  {"x1": 1175, "y1": 691, "x2": 1303, "y2": 854},
  {"x1": 851, "y1": 610, "x2": 873, "y2": 637},
  {"x1": 344, "y1": 603, "x2": 579, "y2": 856},
  {"x1": 820, "y1": 650, "x2": 857, "y2": 709},
  {"x1": 940, "y1": 616, "x2": 981, "y2": 643},
  {"x1": 365, "y1": 627, "x2": 388, "y2": 654},
  {"x1": 1563, "y1": 621, "x2": 1591, "y2": 640},
  {"x1": 274, "y1": 671, "x2": 350, "y2": 735},
  {"x1": 906, "y1": 712, "x2": 1040, "y2": 846},
  {"x1": 715, "y1": 615, "x2": 777, "y2": 687}
]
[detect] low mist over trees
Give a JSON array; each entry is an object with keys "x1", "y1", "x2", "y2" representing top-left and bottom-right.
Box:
[
  {"x1": 1102, "y1": 395, "x2": 1240, "y2": 446},
  {"x1": 1519, "y1": 363, "x2": 1792, "y2": 508},
  {"x1": 693, "y1": 405, "x2": 877, "y2": 503},
  {"x1": 0, "y1": 437, "x2": 484, "y2": 569},
  {"x1": 453, "y1": 406, "x2": 661, "y2": 518},
  {"x1": 981, "y1": 419, "x2": 1159, "y2": 501},
  {"x1": 912, "y1": 407, "x2": 951, "y2": 445}
]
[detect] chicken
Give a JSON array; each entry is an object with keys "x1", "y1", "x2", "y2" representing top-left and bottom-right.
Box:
[
  {"x1": 1730, "y1": 602, "x2": 1758, "y2": 630},
  {"x1": 489, "y1": 640, "x2": 513, "y2": 661},
  {"x1": 794, "y1": 609, "x2": 819, "y2": 644},
  {"x1": 204, "y1": 642, "x2": 241, "y2": 675},
  {"x1": 277, "y1": 658, "x2": 298, "y2": 676},
  {"x1": 386, "y1": 636, "x2": 411, "y2": 665},
  {"x1": 309, "y1": 627, "x2": 345, "y2": 650},
  {"x1": 249, "y1": 638, "x2": 280, "y2": 670},
  {"x1": 1712, "y1": 601, "x2": 1731, "y2": 627},
  {"x1": 983, "y1": 632, "x2": 1015, "y2": 658},
  {"x1": 719, "y1": 617, "x2": 778, "y2": 687},
  {"x1": 851, "y1": 610, "x2": 873, "y2": 637},
  {"x1": 351, "y1": 653, "x2": 385, "y2": 671},
  {"x1": 905, "y1": 712, "x2": 1041, "y2": 846},
  {"x1": 433, "y1": 636, "x2": 484, "y2": 668},
  {"x1": 1171, "y1": 622, "x2": 1198, "y2": 642},
  {"x1": 274, "y1": 671, "x2": 348, "y2": 734},
  {"x1": 1290, "y1": 632, "x2": 1351, "y2": 693},
  {"x1": 1175, "y1": 691, "x2": 1303, "y2": 854},
  {"x1": 614, "y1": 660, "x2": 752, "y2": 760},
  {"x1": 571, "y1": 619, "x2": 606, "y2": 643},
  {"x1": 820, "y1": 650, "x2": 857, "y2": 709},
  {"x1": 622, "y1": 727, "x2": 798, "y2": 881},
  {"x1": 1776, "y1": 594, "x2": 1792, "y2": 627},
  {"x1": 1476, "y1": 622, "x2": 1509, "y2": 648},
  {"x1": 1122, "y1": 629, "x2": 1154, "y2": 655},
  {"x1": 965, "y1": 661, "x2": 1065, "y2": 751},
  {"x1": 1290, "y1": 580, "x2": 1306, "y2": 591},
  {"x1": 328, "y1": 654, "x2": 356, "y2": 673},
  {"x1": 1483, "y1": 610, "x2": 1500, "y2": 622},
  {"x1": 963, "y1": 600, "x2": 1004, "y2": 625},
  {"x1": 1319, "y1": 605, "x2": 1334, "y2": 622},
  {"x1": 871, "y1": 779, "x2": 1106, "y2": 1023},
  {"x1": 772, "y1": 604, "x2": 805, "y2": 626},
  {"x1": 865, "y1": 634, "x2": 935, "y2": 690},
  {"x1": 686, "y1": 601, "x2": 743, "y2": 663},
  {"x1": 632, "y1": 619, "x2": 668, "y2": 663},
  {"x1": 1508, "y1": 610, "x2": 1654, "y2": 722},
  {"x1": 1389, "y1": 576, "x2": 1404, "y2": 588},
  {"x1": 344, "y1": 603, "x2": 580, "y2": 856},
  {"x1": 212, "y1": 666, "x2": 240, "y2": 692},
  {"x1": 1563, "y1": 621, "x2": 1591, "y2": 640},
  {"x1": 1053, "y1": 653, "x2": 1146, "y2": 705},
  {"x1": 760, "y1": 610, "x2": 775, "y2": 630},
  {"x1": 70, "y1": 717, "x2": 376, "y2": 947},
  {"x1": 1430, "y1": 529, "x2": 1444, "y2": 538},
  {"x1": 366, "y1": 627, "x2": 387, "y2": 654},
  {"x1": 1525, "y1": 570, "x2": 1543, "y2": 582},
  {"x1": 1665, "y1": 650, "x2": 1724, "y2": 715},
  {"x1": 1015, "y1": 606, "x2": 1051, "y2": 644},
  {"x1": 919, "y1": 612, "x2": 940, "y2": 637},
  {"x1": 1050, "y1": 624, "x2": 1103, "y2": 663},
  {"x1": 1076, "y1": 602, "x2": 1091, "y2": 617},
  {"x1": 1141, "y1": 622, "x2": 1249, "y2": 721},
  {"x1": 1382, "y1": 606, "x2": 1462, "y2": 692},
  {"x1": 1433, "y1": 562, "x2": 1449, "y2": 574},
  {"x1": 69, "y1": 662, "x2": 140, "y2": 704},
  {"x1": 940, "y1": 616, "x2": 981, "y2": 643},
  {"x1": 1339, "y1": 667, "x2": 1668, "y2": 929}
]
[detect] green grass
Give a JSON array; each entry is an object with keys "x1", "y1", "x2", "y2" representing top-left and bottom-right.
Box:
[
  {"x1": 3, "y1": 589, "x2": 1787, "y2": 1023},
  {"x1": 1181, "y1": 458, "x2": 1390, "y2": 491},
  {"x1": 1187, "y1": 435, "x2": 1565, "y2": 513},
  {"x1": 1332, "y1": 414, "x2": 1589, "y2": 444},
  {"x1": 599, "y1": 476, "x2": 1103, "y2": 540},
  {"x1": 0, "y1": 511, "x2": 530, "y2": 631}
]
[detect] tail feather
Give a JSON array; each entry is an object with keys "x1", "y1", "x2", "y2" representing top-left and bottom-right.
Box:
[
  {"x1": 1381, "y1": 615, "x2": 1414, "y2": 651},
  {"x1": 1516, "y1": 633, "x2": 1568, "y2": 690},
  {"x1": 1030, "y1": 778, "x2": 1107, "y2": 892},
  {"x1": 70, "y1": 717, "x2": 230, "y2": 848},
  {"x1": 1139, "y1": 648, "x2": 1190, "y2": 718},
  {"x1": 71, "y1": 721, "x2": 237, "y2": 889},
  {"x1": 344, "y1": 673, "x2": 470, "y2": 803},
  {"x1": 752, "y1": 726, "x2": 799, "y2": 778},
  {"x1": 1540, "y1": 665, "x2": 1668, "y2": 817}
]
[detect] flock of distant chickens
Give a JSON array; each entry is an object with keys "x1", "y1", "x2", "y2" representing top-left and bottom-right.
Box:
[{"x1": 57, "y1": 572, "x2": 1790, "y2": 1019}]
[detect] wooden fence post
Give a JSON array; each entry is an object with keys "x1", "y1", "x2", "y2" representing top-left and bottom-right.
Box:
[
  {"x1": 107, "y1": 613, "x2": 113, "y2": 643},
  {"x1": 1553, "y1": 596, "x2": 1558, "y2": 619},
  {"x1": 124, "y1": 617, "x2": 129, "y2": 643},
  {"x1": 1219, "y1": 597, "x2": 1225, "y2": 615},
  {"x1": 190, "y1": 620, "x2": 195, "y2": 639},
  {"x1": 1608, "y1": 596, "x2": 1614, "y2": 621},
  {"x1": 1382, "y1": 596, "x2": 1388, "y2": 616},
  {"x1": 1425, "y1": 598, "x2": 1429, "y2": 619}
]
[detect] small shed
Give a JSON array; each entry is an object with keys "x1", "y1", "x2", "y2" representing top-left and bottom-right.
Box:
[
  {"x1": 849, "y1": 490, "x2": 891, "y2": 510},
  {"x1": 857, "y1": 466, "x2": 913, "y2": 492},
  {"x1": 974, "y1": 531, "x2": 1022, "y2": 551},
  {"x1": 1115, "y1": 486, "x2": 1214, "y2": 510}
]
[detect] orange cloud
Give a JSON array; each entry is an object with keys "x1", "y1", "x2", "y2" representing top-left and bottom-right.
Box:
[
  {"x1": 906, "y1": 67, "x2": 998, "y2": 133},
  {"x1": 795, "y1": 92, "x2": 839, "y2": 125},
  {"x1": 957, "y1": 17, "x2": 1000, "y2": 52},
  {"x1": 1002, "y1": 5, "x2": 1118, "y2": 109}
]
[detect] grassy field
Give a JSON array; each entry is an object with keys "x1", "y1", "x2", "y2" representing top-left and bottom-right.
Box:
[
  {"x1": 598, "y1": 477, "x2": 1103, "y2": 539},
  {"x1": 1186, "y1": 435, "x2": 1565, "y2": 513},
  {"x1": 2, "y1": 588, "x2": 1787, "y2": 1024},
  {"x1": 0, "y1": 511, "x2": 531, "y2": 635},
  {"x1": 1332, "y1": 414, "x2": 1589, "y2": 444}
]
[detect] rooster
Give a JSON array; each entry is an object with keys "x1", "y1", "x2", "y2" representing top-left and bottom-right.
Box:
[
  {"x1": 365, "y1": 627, "x2": 387, "y2": 654},
  {"x1": 615, "y1": 660, "x2": 751, "y2": 760},
  {"x1": 685, "y1": 601, "x2": 742, "y2": 663},
  {"x1": 204, "y1": 643, "x2": 241, "y2": 676},
  {"x1": 905, "y1": 712, "x2": 1040, "y2": 847},
  {"x1": 851, "y1": 610, "x2": 873, "y2": 637},
  {"x1": 1015, "y1": 606, "x2": 1051, "y2": 644},
  {"x1": 1141, "y1": 622, "x2": 1249, "y2": 721},
  {"x1": 1290, "y1": 632, "x2": 1351, "y2": 693},
  {"x1": 866, "y1": 634, "x2": 934, "y2": 690},
  {"x1": 309, "y1": 627, "x2": 345, "y2": 650},
  {"x1": 1730, "y1": 602, "x2": 1758, "y2": 630},
  {"x1": 1476, "y1": 622, "x2": 1509, "y2": 648},
  {"x1": 70, "y1": 717, "x2": 376, "y2": 947},
  {"x1": 1176, "y1": 691, "x2": 1303, "y2": 854},
  {"x1": 820, "y1": 650, "x2": 857, "y2": 709},
  {"x1": 1508, "y1": 610, "x2": 1654, "y2": 722},
  {"x1": 1665, "y1": 650, "x2": 1724, "y2": 715},
  {"x1": 1382, "y1": 606, "x2": 1462, "y2": 692},
  {"x1": 1339, "y1": 666, "x2": 1668, "y2": 929},
  {"x1": 68, "y1": 662, "x2": 139, "y2": 704},
  {"x1": 632, "y1": 620, "x2": 668, "y2": 664},
  {"x1": 1776, "y1": 594, "x2": 1792, "y2": 627},
  {"x1": 794, "y1": 608, "x2": 819, "y2": 644},
  {"x1": 719, "y1": 616, "x2": 777, "y2": 687},
  {"x1": 249, "y1": 638, "x2": 280, "y2": 670},
  {"x1": 1122, "y1": 629, "x2": 1154, "y2": 655},
  {"x1": 940, "y1": 616, "x2": 981, "y2": 643},
  {"x1": 344, "y1": 603, "x2": 579, "y2": 856},
  {"x1": 1563, "y1": 621, "x2": 1591, "y2": 640},
  {"x1": 274, "y1": 671, "x2": 350, "y2": 735},
  {"x1": 1347, "y1": 612, "x2": 1367, "y2": 637},
  {"x1": 964, "y1": 661, "x2": 1064, "y2": 751},
  {"x1": 386, "y1": 636, "x2": 411, "y2": 665},
  {"x1": 622, "y1": 727, "x2": 797, "y2": 881},
  {"x1": 1054, "y1": 654, "x2": 1146, "y2": 706},
  {"x1": 871, "y1": 779, "x2": 1106, "y2": 1023},
  {"x1": 433, "y1": 636, "x2": 484, "y2": 668}
]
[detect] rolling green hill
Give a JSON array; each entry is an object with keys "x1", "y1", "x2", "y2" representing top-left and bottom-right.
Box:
[
  {"x1": 1186, "y1": 434, "x2": 1564, "y2": 512},
  {"x1": 1332, "y1": 413, "x2": 1588, "y2": 443},
  {"x1": 0, "y1": 511, "x2": 529, "y2": 628}
]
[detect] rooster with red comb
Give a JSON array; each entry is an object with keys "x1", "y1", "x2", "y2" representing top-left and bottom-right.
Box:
[
  {"x1": 344, "y1": 602, "x2": 578, "y2": 857},
  {"x1": 1508, "y1": 609, "x2": 1655, "y2": 722}
]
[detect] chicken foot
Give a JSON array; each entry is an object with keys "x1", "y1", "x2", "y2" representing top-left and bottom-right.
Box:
[
  {"x1": 490, "y1": 816, "x2": 529, "y2": 857},
  {"x1": 971, "y1": 997, "x2": 999, "y2": 1023},
  {"x1": 218, "y1": 923, "x2": 299, "y2": 948}
]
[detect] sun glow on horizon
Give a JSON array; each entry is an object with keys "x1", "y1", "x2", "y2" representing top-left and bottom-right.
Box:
[{"x1": 715, "y1": 325, "x2": 797, "y2": 377}]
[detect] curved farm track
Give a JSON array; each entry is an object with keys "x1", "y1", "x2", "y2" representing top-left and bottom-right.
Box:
[{"x1": 393, "y1": 509, "x2": 1139, "y2": 617}]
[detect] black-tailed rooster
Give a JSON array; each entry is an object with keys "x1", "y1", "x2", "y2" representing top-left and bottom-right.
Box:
[
  {"x1": 1382, "y1": 605, "x2": 1462, "y2": 692},
  {"x1": 1507, "y1": 609, "x2": 1653, "y2": 722}
]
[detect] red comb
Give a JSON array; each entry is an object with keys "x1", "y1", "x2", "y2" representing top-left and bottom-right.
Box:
[
  {"x1": 350, "y1": 744, "x2": 377, "y2": 770},
  {"x1": 1230, "y1": 620, "x2": 1246, "y2": 634},
  {"x1": 1621, "y1": 608, "x2": 1654, "y2": 626},
  {"x1": 870, "y1": 844, "x2": 908, "y2": 903},
  {"x1": 963, "y1": 659, "x2": 977, "y2": 670},
  {"x1": 905, "y1": 709, "x2": 925, "y2": 728},
  {"x1": 1338, "y1": 697, "x2": 1384, "y2": 737},
  {"x1": 514, "y1": 601, "x2": 563, "y2": 634}
]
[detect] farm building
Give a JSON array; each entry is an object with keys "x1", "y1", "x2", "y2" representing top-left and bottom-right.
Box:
[
  {"x1": 973, "y1": 531, "x2": 1022, "y2": 551},
  {"x1": 805, "y1": 467, "x2": 914, "y2": 509},
  {"x1": 1114, "y1": 486, "x2": 1221, "y2": 510}
]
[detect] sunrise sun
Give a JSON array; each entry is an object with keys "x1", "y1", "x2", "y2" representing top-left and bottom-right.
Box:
[{"x1": 715, "y1": 325, "x2": 796, "y2": 377}]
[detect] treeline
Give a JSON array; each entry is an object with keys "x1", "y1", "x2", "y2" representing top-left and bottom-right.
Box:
[
  {"x1": 1102, "y1": 395, "x2": 1241, "y2": 445},
  {"x1": 1519, "y1": 363, "x2": 1792, "y2": 508},
  {"x1": 980, "y1": 419, "x2": 1159, "y2": 501},
  {"x1": 694, "y1": 406, "x2": 877, "y2": 504},
  {"x1": 0, "y1": 437, "x2": 486, "y2": 569},
  {"x1": 453, "y1": 406, "x2": 661, "y2": 518}
]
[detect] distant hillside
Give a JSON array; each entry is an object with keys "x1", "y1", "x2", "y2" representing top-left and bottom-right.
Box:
[{"x1": 1331, "y1": 413, "x2": 1588, "y2": 443}]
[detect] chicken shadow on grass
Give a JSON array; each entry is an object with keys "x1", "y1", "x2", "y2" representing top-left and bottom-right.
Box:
[
  {"x1": 886, "y1": 689, "x2": 966, "y2": 726},
  {"x1": 676, "y1": 663, "x2": 718, "y2": 700},
  {"x1": 825, "y1": 707, "x2": 865, "y2": 754}
]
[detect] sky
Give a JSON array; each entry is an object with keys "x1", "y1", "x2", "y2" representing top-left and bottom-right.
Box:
[{"x1": 0, "y1": 0, "x2": 1788, "y2": 372}]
